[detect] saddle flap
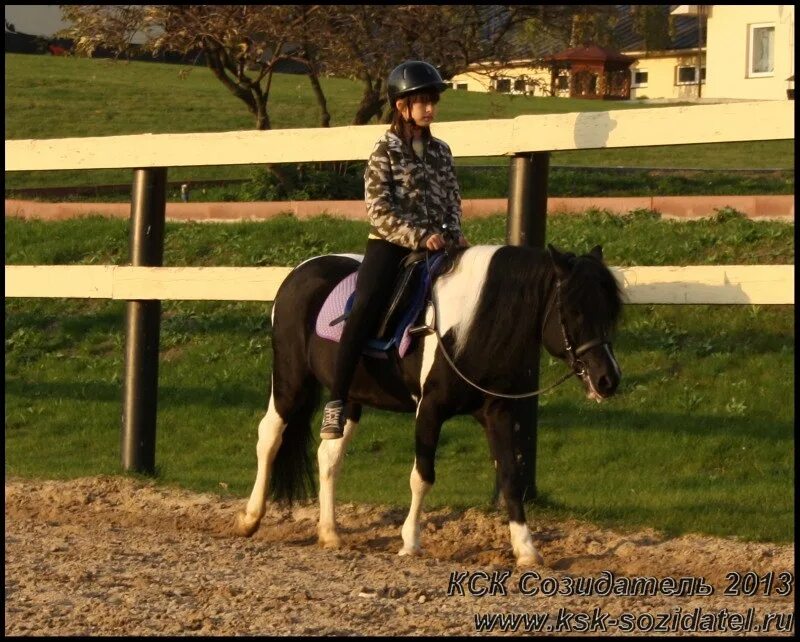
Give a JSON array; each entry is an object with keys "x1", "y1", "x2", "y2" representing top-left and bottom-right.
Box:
[{"x1": 375, "y1": 260, "x2": 425, "y2": 340}]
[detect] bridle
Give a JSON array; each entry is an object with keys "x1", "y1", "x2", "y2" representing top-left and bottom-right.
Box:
[
  {"x1": 545, "y1": 275, "x2": 610, "y2": 381},
  {"x1": 426, "y1": 248, "x2": 611, "y2": 400}
]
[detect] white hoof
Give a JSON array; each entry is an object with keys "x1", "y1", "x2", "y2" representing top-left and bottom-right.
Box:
[
  {"x1": 318, "y1": 528, "x2": 343, "y2": 549},
  {"x1": 516, "y1": 551, "x2": 544, "y2": 568},
  {"x1": 398, "y1": 546, "x2": 422, "y2": 557},
  {"x1": 233, "y1": 511, "x2": 260, "y2": 537}
]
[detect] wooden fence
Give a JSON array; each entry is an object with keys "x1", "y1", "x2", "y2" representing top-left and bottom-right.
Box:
[
  {"x1": 5, "y1": 100, "x2": 795, "y2": 488},
  {"x1": 5, "y1": 264, "x2": 794, "y2": 305}
]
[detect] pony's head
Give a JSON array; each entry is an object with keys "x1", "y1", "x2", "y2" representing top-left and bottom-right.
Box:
[{"x1": 543, "y1": 244, "x2": 623, "y2": 402}]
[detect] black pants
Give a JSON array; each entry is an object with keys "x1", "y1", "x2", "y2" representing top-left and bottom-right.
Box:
[{"x1": 330, "y1": 238, "x2": 411, "y2": 401}]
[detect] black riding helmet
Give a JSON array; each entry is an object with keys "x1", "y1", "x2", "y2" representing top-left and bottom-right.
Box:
[{"x1": 387, "y1": 60, "x2": 448, "y2": 104}]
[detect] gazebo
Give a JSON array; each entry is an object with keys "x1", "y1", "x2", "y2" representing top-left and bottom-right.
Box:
[{"x1": 546, "y1": 44, "x2": 636, "y2": 100}]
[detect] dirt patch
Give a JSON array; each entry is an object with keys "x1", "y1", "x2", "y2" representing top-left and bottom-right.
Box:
[{"x1": 5, "y1": 476, "x2": 794, "y2": 636}]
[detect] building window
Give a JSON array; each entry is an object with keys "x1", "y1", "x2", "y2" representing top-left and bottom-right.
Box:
[
  {"x1": 453, "y1": 83, "x2": 468, "y2": 90},
  {"x1": 749, "y1": 23, "x2": 775, "y2": 76},
  {"x1": 513, "y1": 79, "x2": 526, "y2": 92},
  {"x1": 556, "y1": 74, "x2": 569, "y2": 90},
  {"x1": 676, "y1": 65, "x2": 706, "y2": 85},
  {"x1": 631, "y1": 69, "x2": 648, "y2": 87},
  {"x1": 495, "y1": 78, "x2": 511, "y2": 93}
]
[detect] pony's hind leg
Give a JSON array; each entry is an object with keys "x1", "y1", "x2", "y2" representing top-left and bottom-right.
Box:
[
  {"x1": 234, "y1": 382, "x2": 286, "y2": 537},
  {"x1": 317, "y1": 403, "x2": 361, "y2": 548}
]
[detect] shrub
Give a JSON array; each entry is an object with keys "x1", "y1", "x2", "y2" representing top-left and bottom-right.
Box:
[{"x1": 239, "y1": 163, "x2": 364, "y2": 202}]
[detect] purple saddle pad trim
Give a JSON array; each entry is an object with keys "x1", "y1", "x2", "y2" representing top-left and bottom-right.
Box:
[{"x1": 315, "y1": 271, "x2": 358, "y2": 344}]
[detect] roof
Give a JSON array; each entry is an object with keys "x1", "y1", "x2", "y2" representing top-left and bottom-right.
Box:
[
  {"x1": 458, "y1": 5, "x2": 707, "y2": 71},
  {"x1": 547, "y1": 44, "x2": 635, "y2": 63},
  {"x1": 616, "y1": 5, "x2": 706, "y2": 53}
]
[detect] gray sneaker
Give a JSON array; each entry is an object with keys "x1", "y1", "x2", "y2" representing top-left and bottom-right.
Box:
[{"x1": 320, "y1": 400, "x2": 346, "y2": 440}]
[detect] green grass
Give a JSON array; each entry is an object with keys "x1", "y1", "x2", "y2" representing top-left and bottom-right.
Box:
[
  {"x1": 5, "y1": 212, "x2": 794, "y2": 543},
  {"x1": 4, "y1": 53, "x2": 794, "y2": 192},
  {"x1": 10, "y1": 166, "x2": 793, "y2": 203}
]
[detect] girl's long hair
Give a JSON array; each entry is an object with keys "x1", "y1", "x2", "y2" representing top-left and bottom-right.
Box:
[{"x1": 389, "y1": 89, "x2": 440, "y2": 145}]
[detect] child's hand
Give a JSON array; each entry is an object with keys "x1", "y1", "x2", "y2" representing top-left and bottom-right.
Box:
[{"x1": 425, "y1": 233, "x2": 446, "y2": 251}]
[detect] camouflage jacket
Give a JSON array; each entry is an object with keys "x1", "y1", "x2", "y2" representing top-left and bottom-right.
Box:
[{"x1": 365, "y1": 131, "x2": 462, "y2": 250}]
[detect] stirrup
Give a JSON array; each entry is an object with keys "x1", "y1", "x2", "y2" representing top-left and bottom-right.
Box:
[
  {"x1": 320, "y1": 400, "x2": 345, "y2": 440},
  {"x1": 407, "y1": 323, "x2": 434, "y2": 337}
]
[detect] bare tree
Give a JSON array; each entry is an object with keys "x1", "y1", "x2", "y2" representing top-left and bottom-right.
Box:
[
  {"x1": 321, "y1": 5, "x2": 534, "y2": 124},
  {"x1": 512, "y1": 5, "x2": 622, "y2": 51},
  {"x1": 60, "y1": 5, "x2": 544, "y2": 129},
  {"x1": 60, "y1": 5, "x2": 324, "y2": 131},
  {"x1": 59, "y1": 5, "x2": 556, "y2": 190},
  {"x1": 629, "y1": 5, "x2": 675, "y2": 53}
]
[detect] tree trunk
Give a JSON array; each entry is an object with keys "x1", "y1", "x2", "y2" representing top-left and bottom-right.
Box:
[
  {"x1": 307, "y1": 71, "x2": 331, "y2": 128},
  {"x1": 352, "y1": 89, "x2": 385, "y2": 125},
  {"x1": 255, "y1": 97, "x2": 271, "y2": 131},
  {"x1": 204, "y1": 46, "x2": 263, "y2": 127}
]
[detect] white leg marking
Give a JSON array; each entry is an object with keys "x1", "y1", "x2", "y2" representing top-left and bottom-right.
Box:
[
  {"x1": 399, "y1": 461, "x2": 432, "y2": 556},
  {"x1": 317, "y1": 417, "x2": 359, "y2": 548},
  {"x1": 236, "y1": 385, "x2": 286, "y2": 535},
  {"x1": 398, "y1": 331, "x2": 438, "y2": 556},
  {"x1": 509, "y1": 521, "x2": 544, "y2": 567},
  {"x1": 417, "y1": 331, "x2": 439, "y2": 393}
]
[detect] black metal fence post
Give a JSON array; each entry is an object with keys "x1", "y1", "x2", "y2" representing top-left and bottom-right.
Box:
[
  {"x1": 505, "y1": 151, "x2": 550, "y2": 501},
  {"x1": 121, "y1": 168, "x2": 167, "y2": 474}
]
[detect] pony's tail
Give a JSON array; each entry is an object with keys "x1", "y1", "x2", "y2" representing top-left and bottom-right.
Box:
[{"x1": 269, "y1": 379, "x2": 320, "y2": 504}]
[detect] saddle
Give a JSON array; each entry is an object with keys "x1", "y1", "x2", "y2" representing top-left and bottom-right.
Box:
[{"x1": 315, "y1": 250, "x2": 453, "y2": 358}]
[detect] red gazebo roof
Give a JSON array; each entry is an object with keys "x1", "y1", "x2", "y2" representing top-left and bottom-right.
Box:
[{"x1": 547, "y1": 44, "x2": 635, "y2": 65}]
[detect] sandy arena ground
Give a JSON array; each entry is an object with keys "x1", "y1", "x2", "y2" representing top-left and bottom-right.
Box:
[{"x1": 4, "y1": 476, "x2": 794, "y2": 636}]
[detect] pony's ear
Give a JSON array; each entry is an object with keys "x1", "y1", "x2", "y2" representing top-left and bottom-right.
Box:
[
  {"x1": 589, "y1": 245, "x2": 604, "y2": 261},
  {"x1": 548, "y1": 244, "x2": 572, "y2": 279}
]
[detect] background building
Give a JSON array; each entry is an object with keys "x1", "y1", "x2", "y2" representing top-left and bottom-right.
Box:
[{"x1": 450, "y1": 5, "x2": 794, "y2": 102}]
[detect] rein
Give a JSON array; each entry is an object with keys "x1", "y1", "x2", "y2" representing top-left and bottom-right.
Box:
[
  {"x1": 424, "y1": 247, "x2": 608, "y2": 400},
  {"x1": 551, "y1": 276, "x2": 610, "y2": 380}
]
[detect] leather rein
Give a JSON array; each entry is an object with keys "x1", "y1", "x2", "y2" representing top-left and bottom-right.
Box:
[{"x1": 426, "y1": 248, "x2": 610, "y2": 400}]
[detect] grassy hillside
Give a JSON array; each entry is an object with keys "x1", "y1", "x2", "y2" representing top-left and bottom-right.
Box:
[
  {"x1": 4, "y1": 53, "x2": 794, "y2": 191},
  {"x1": 5, "y1": 212, "x2": 794, "y2": 542},
  {"x1": 4, "y1": 55, "x2": 795, "y2": 544}
]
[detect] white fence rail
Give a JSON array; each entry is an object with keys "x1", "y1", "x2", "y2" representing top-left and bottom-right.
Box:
[
  {"x1": 5, "y1": 99, "x2": 794, "y2": 476},
  {"x1": 5, "y1": 101, "x2": 793, "y2": 170},
  {"x1": 4, "y1": 264, "x2": 795, "y2": 305},
  {"x1": 5, "y1": 100, "x2": 795, "y2": 307}
]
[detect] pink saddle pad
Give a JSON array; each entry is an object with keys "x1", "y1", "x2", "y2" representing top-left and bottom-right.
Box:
[{"x1": 314, "y1": 270, "x2": 415, "y2": 357}]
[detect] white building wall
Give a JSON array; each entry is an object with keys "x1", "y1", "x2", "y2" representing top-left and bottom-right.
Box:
[
  {"x1": 628, "y1": 53, "x2": 706, "y2": 99},
  {"x1": 449, "y1": 66, "x2": 559, "y2": 96},
  {"x1": 704, "y1": 4, "x2": 794, "y2": 100}
]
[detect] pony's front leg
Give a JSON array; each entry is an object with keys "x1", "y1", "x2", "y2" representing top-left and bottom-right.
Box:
[
  {"x1": 399, "y1": 401, "x2": 443, "y2": 557},
  {"x1": 482, "y1": 400, "x2": 544, "y2": 567},
  {"x1": 317, "y1": 404, "x2": 361, "y2": 548},
  {"x1": 234, "y1": 389, "x2": 286, "y2": 536}
]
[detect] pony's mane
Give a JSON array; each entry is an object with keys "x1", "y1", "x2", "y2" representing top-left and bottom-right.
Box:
[
  {"x1": 453, "y1": 246, "x2": 553, "y2": 392},
  {"x1": 561, "y1": 253, "x2": 623, "y2": 342},
  {"x1": 452, "y1": 246, "x2": 622, "y2": 392}
]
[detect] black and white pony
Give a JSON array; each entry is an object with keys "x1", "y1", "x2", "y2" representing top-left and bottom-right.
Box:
[{"x1": 234, "y1": 243, "x2": 623, "y2": 566}]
